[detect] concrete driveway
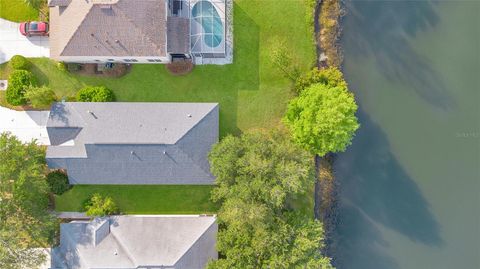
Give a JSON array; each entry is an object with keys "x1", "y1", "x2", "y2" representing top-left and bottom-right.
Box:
[
  {"x1": 0, "y1": 106, "x2": 50, "y2": 145},
  {"x1": 0, "y1": 18, "x2": 49, "y2": 63}
]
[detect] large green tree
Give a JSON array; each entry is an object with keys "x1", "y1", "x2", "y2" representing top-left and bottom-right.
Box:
[
  {"x1": 0, "y1": 133, "x2": 56, "y2": 269},
  {"x1": 207, "y1": 131, "x2": 333, "y2": 268},
  {"x1": 284, "y1": 83, "x2": 359, "y2": 156}
]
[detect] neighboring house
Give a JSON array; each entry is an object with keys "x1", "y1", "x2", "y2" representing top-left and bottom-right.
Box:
[
  {"x1": 46, "y1": 102, "x2": 219, "y2": 184},
  {"x1": 51, "y1": 215, "x2": 218, "y2": 269},
  {"x1": 48, "y1": 0, "x2": 232, "y2": 64}
]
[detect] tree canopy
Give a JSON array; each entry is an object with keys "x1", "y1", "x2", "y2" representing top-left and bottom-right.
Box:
[
  {"x1": 207, "y1": 131, "x2": 333, "y2": 268},
  {"x1": 284, "y1": 83, "x2": 359, "y2": 156},
  {"x1": 0, "y1": 133, "x2": 56, "y2": 269}
]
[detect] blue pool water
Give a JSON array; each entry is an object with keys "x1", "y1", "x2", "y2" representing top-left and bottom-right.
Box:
[{"x1": 192, "y1": 1, "x2": 223, "y2": 48}]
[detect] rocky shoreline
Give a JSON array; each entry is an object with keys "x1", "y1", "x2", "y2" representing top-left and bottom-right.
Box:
[{"x1": 312, "y1": 0, "x2": 345, "y2": 264}]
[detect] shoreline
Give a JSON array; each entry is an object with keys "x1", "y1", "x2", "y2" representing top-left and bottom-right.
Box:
[{"x1": 312, "y1": 0, "x2": 345, "y2": 264}]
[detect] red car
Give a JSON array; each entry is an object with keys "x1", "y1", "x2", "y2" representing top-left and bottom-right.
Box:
[{"x1": 19, "y1": 21, "x2": 49, "y2": 37}]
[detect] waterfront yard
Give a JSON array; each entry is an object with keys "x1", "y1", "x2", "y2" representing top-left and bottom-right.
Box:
[{"x1": 0, "y1": 0, "x2": 315, "y2": 214}]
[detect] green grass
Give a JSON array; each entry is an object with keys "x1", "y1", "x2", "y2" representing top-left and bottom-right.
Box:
[
  {"x1": 0, "y1": 1, "x2": 316, "y2": 214},
  {"x1": 0, "y1": 0, "x2": 315, "y2": 136},
  {"x1": 55, "y1": 185, "x2": 219, "y2": 214},
  {"x1": 0, "y1": 0, "x2": 39, "y2": 22}
]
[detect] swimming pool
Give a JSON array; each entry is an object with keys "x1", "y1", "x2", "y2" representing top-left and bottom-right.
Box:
[{"x1": 191, "y1": 1, "x2": 223, "y2": 48}]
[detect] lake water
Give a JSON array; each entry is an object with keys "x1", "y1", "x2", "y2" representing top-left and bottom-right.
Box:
[{"x1": 334, "y1": 1, "x2": 480, "y2": 268}]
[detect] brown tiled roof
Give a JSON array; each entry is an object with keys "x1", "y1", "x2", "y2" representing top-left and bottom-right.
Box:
[
  {"x1": 167, "y1": 17, "x2": 190, "y2": 54},
  {"x1": 50, "y1": 0, "x2": 167, "y2": 58}
]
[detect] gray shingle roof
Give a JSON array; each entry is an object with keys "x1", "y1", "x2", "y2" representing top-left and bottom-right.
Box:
[
  {"x1": 52, "y1": 215, "x2": 217, "y2": 269},
  {"x1": 50, "y1": 0, "x2": 168, "y2": 58},
  {"x1": 46, "y1": 102, "x2": 219, "y2": 184}
]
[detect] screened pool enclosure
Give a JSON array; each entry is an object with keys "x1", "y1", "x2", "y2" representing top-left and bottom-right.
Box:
[{"x1": 190, "y1": 0, "x2": 226, "y2": 58}]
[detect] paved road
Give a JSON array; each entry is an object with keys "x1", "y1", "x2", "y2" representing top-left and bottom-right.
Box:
[
  {"x1": 0, "y1": 18, "x2": 49, "y2": 63},
  {"x1": 0, "y1": 106, "x2": 50, "y2": 145}
]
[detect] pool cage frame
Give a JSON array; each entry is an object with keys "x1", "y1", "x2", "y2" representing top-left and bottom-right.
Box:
[{"x1": 189, "y1": 0, "x2": 226, "y2": 58}]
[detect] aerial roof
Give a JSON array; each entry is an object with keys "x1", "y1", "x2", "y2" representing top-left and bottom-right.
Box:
[
  {"x1": 47, "y1": 102, "x2": 218, "y2": 145},
  {"x1": 49, "y1": 0, "x2": 167, "y2": 58},
  {"x1": 52, "y1": 215, "x2": 218, "y2": 268}
]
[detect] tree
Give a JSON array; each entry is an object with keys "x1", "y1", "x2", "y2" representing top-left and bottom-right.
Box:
[
  {"x1": 5, "y1": 70, "x2": 37, "y2": 106},
  {"x1": 0, "y1": 133, "x2": 56, "y2": 269},
  {"x1": 294, "y1": 67, "x2": 347, "y2": 94},
  {"x1": 284, "y1": 83, "x2": 359, "y2": 156},
  {"x1": 25, "y1": 85, "x2": 56, "y2": 108},
  {"x1": 207, "y1": 131, "x2": 333, "y2": 268},
  {"x1": 76, "y1": 86, "x2": 115, "y2": 102},
  {"x1": 23, "y1": 0, "x2": 43, "y2": 9},
  {"x1": 85, "y1": 193, "x2": 119, "y2": 217}
]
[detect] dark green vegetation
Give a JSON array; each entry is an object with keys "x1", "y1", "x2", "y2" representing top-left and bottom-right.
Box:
[
  {"x1": 76, "y1": 86, "x2": 115, "y2": 102},
  {"x1": 207, "y1": 131, "x2": 332, "y2": 268},
  {"x1": 284, "y1": 67, "x2": 359, "y2": 156},
  {"x1": 0, "y1": 0, "x2": 314, "y2": 136},
  {"x1": 24, "y1": 85, "x2": 57, "y2": 109},
  {"x1": 0, "y1": 133, "x2": 56, "y2": 269},
  {"x1": 84, "y1": 193, "x2": 119, "y2": 217},
  {"x1": 5, "y1": 70, "x2": 37, "y2": 106},
  {"x1": 55, "y1": 185, "x2": 218, "y2": 214},
  {"x1": 0, "y1": 0, "x2": 39, "y2": 22},
  {"x1": 9, "y1": 55, "x2": 30, "y2": 70},
  {"x1": 46, "y1": 170, "x2": 70, "y2": 195}
]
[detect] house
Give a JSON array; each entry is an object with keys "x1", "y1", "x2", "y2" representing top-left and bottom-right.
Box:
[
  {"x1": 46, "y1": 102, "x2": 219, "y2": 184},
  {"x1": 51, "y1": 215, "x2": 218, "y2": 269},
  {"x1": 48, "y1": 0, "x2": 232, "y2": 64}
]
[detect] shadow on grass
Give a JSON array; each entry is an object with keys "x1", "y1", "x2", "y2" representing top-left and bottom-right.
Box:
[{"x1": 332, "y1": 108, "x2": 443, "y2": 269}]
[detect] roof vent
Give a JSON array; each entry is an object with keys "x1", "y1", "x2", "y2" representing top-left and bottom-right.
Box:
[
  {"x1": 130, "y1": 151, "x2": 134, "y2": 155},
  {"x1": 187, "y1": 114, "x2": 192, "y2": 118},
  {"x1": 87, "y1": 110, "x2": 97, "y2": 119},
  {"x1": 163, "y1": 151, "x2": 166, "y2": 154}
]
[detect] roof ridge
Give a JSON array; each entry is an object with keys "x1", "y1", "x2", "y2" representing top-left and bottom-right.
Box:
[
  {"x1": 59, "y1": 3, "x2": 94, "y2": 56},
  {"x1": 176, "y1": 144, "x2": 212, "y2": 178},
  {"x1": 171, "y1": 217, "x2": 217, "y2": 266},
  {"x1": 115, "y1": 1, "x2": 165, "y2": 55},
  {"x1": 173, "y1": 103, "x2": 218, "y2": 144},
  {"x1": 109, "y1": 224, "x2": 138, "y2": 267}
]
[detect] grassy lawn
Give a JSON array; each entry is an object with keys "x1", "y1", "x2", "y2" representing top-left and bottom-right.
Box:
[
  {"x1": 55, "y1": 185, "x2": 219, "y2": 214},
  {"x1": 0, "y1": 0, "x2": 39, "y2": 22},
  {"x1": 1, "y1": 1, "x2": 316, "y2": 214},
  {"x1": 0, "y1": 0, "x2": 315, "y2": 136}
]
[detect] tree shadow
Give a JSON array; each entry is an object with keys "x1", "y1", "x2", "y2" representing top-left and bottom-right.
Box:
[
  {"x1": 342, "y1": 0, "x2": 453, "y2": 110},
  {"x1": 332, "y1": 108, "x2": 443, "y2": 268}
]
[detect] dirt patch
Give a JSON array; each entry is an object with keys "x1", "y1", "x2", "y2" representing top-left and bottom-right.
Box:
[
  {"x1": 166, "y1": 59, "x2": 194, "y2": 76},
  {"x1": 68, "y1": 63, "x2": 132, "y2": 78}
]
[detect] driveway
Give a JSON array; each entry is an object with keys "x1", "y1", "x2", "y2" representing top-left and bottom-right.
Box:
[
  {"x1": 0, "y1": 18, "x2": 49, "y2": 64},
  {"x1": 0, "y1": 106, "x2": 50, "y2": 145}
]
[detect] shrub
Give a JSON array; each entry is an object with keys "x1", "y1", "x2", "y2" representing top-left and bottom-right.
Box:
[
  {"x1": 294, "y1": 67, "x2": 347, "y2": 94},
  {"x1": 46, "y1": 170, "x2": 70, "y2": 195},
  {"x1": 76, "y1": 86, "x2": 115, "y2": 102},
  {"x1": 9, "y1": 55, "x2": 30, "y2": 70},
  {"x1": 25, "y1": 85, "x2": 56, "y2": 108},
  {"x1": 85, "y1": 193, "x2": 119, "y2": 217},
  {"x1": 5, "y1": 70, "x2": 37, "y2": 106},
  {"x1": 56, "y1": 62, "x2": 67, "y2": 72}
]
